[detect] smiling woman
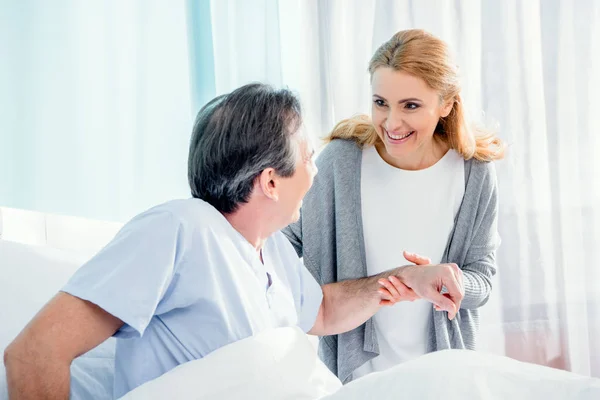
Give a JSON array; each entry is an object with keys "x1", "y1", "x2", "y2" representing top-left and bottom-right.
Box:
[
  {"x1": 327, "y1": 29, "x2": 504, "y2": 167},
  {"x1": 283, "y1": 28, "x2": 504, "y2": 383}
]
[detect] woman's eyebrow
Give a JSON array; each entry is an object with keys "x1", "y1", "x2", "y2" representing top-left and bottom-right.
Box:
[{"x1": 372, "y1": 94, "x2": 422, "y2": 103}]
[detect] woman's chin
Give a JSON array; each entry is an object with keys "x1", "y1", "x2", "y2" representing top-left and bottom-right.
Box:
[{"x1": 381, "y1": 142, "x2": 413, "y2": 159}]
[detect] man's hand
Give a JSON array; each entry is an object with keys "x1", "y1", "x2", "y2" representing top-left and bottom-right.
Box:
[
  {"x1": 4, "y1": 292, "x2": 123, "y2": 399},
  {"x1": 377, "y1": 251, "x2": 431, "y2": 306}
]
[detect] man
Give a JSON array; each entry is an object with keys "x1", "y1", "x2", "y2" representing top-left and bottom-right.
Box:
[{"x1": 4, "y1": 84, "x2": 464, "y2": 399}]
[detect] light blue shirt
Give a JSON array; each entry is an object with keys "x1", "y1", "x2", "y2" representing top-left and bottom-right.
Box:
[{"x1": 62, "y1": 199, "x2": 323, "y2": 398}]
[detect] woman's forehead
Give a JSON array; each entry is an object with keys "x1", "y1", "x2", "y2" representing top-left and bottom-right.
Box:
[{"x1": 371, "y1": 68, "x2": 436, "y2": 99}]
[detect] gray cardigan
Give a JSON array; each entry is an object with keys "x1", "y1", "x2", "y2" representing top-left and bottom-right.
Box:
[{"x1": 282, "y1": 139, "x2": 500, "y2": 383}]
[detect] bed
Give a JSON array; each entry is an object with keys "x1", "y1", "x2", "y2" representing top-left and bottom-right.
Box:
[{"x1": 1, "y1": 206, "x2": 599, "y2": 400}]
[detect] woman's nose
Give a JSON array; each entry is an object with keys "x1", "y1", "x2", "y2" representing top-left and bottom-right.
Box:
[{"x1": 384, "y1": 110, "x2": 406, "y2": 132}]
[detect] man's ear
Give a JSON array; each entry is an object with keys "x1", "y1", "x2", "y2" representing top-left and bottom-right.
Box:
[{"x1": 257, "y1": 168, "x2": 278, "y2": 201}]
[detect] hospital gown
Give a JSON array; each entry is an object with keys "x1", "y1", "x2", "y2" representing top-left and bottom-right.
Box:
[{"x1": 62, "y1": 198, "x2": 323, "y2": 398}]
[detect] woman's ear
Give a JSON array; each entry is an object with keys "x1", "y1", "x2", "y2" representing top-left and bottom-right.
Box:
[
  {"x1": 257, "y1": 168, "x2": 279, "y2": 201},
  {"x1": 440, "y1": 98, "x2": 454, "y2": 118}
]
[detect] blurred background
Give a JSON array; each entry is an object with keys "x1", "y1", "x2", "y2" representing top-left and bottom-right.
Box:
[{"x1": 1, "y1": 0, "x2": 599, "y2": 377}]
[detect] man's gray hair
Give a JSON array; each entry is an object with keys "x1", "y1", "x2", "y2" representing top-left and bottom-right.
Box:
[{"x1": 188, "y1": 83, "x2": 302, "y2": 213}]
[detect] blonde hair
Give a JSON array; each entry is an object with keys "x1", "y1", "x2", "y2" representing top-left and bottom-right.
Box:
[{"x1": 326, "y1": 29, "x2": 505, "y2": 162}]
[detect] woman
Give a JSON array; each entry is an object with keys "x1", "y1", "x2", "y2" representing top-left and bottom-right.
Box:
[{"x1": 283, "y1": 29, "x2": 504, "y2": 383}]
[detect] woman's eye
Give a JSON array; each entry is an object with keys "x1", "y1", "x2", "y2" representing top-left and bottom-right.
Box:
[
  {"x1": 374, "y1": 99, "x2": 387, "y2": 107},
  {"x1": 405, "y1": 102, "x2": 420, "y2": 110}
]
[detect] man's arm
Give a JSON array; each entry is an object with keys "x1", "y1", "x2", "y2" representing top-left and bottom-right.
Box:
[
  {"x1": 4, "y1": 292, "x2": 123, "y2": 400},
  {"x1": 308, "y1": 252, "x2": 463, "y2": 336},
  {"x1": 308, "y1": 274, "x2": 397, "y2": 336}
]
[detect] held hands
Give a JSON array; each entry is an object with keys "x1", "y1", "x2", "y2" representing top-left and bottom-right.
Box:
[
  {"x1": 377, "y1": 251, "x2": 430, "y2": 305},
  {"x1": 377, "y1": 251, "x2": 465, "y2": 320}
]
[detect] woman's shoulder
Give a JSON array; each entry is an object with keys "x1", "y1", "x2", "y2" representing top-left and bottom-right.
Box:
[
  {"x1": 316, "y1": 138, "x2": 362, "y2": 169},
  {"x1": 464, "y1": 158, "x2": 498, "y2": 193},
  {"x1": 307, "y1": 139, "x2": 363, "y2": 198},
  {"x1": 466, "y1": 157, "x2": 497, "y2": 176}
]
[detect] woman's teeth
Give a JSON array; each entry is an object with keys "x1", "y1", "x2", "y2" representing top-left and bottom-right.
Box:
[{"x1": 388, "y1": 130, "x2": 414, "y2": 140}]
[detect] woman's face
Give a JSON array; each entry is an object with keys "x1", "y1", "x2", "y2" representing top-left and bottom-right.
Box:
[{"x1": 371, "y1": 67, "x2": 452, "y2": 168}]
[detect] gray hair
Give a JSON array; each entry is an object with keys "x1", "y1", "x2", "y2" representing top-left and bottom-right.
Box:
[{"x1": 188, "y1": 83, "x2": 302, "y2": 213}]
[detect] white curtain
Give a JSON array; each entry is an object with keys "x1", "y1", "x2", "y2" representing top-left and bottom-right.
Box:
[
  {"x1": 0, "y1": 0, "x2": 194, "y2": 222},
  {"x1": 209, "y1": 0, "x2": 600, "y2": 377}
]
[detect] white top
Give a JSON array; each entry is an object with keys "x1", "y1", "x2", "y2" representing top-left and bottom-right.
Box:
[
  {"x1": 63, "y1": 198, "x2": 323, "y2": 397},
  {"x1": 353, "y1": 145, "x2": 465, "y2": 378}
]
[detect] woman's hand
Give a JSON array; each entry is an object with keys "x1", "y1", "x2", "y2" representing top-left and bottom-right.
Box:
[
  {"x1": 383, "y1": 250, "x2": 464, "y2": 319},
  {"x1": 377, "y1": 251, "x2": 431, "y2": 306}
]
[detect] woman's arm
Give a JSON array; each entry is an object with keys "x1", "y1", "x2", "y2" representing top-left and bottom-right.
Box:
[
  {"x1": 460, "y1": 254, "x2": 496, "y2": 309},
  {"x1": 458, "y1": 161, "x2": 500, "y2": 309}
]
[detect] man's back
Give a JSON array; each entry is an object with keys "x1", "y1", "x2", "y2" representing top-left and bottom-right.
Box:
[{"x1": 62, "y1": 198, "x2": 322, "y2": 397}]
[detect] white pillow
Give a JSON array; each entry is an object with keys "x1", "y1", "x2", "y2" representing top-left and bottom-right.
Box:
[
  {"x1": 120, "y1": 327, "x2": 342, "y2": 400},
  {"x1": 0, "y1": 239, "x2": 116, "y2": 400},
  {"x1": 0, "y1": 208, "x2": 46, "y2": 246},
  {"x1": 0, "y1": 239, "x2": 86, "y2": 350},
  {"x1": 45, "y1": 213, "x2": 122, "y2": 260}
]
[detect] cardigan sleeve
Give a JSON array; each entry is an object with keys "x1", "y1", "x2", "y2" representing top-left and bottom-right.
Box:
[{"x1": 459, "y1": 161, "x2": 501, "y2": 309}]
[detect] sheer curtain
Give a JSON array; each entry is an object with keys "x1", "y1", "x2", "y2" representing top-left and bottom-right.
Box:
[
  {"x1": 0, "y1": 0, "x2": 195, "y2": 222},
  {"x1": 208, "y1": 0, "x2": 600, "y2": 376}
]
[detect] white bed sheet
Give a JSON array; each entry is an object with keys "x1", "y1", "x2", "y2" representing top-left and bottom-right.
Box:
[
  {"x1": 327, "y1": 349, "x2": 600, "y2": 400},
  {"x1": 123, "y1": 327, "x2": 600, "y2": 400}
]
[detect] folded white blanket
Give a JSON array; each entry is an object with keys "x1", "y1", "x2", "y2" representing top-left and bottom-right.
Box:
[
  {"x1": 121, "y1": 327, "x2": 600, "y2": 400},
  {"x1": 120, "y1": 327, "x2": 342, "y2": 400}
]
